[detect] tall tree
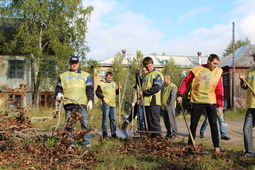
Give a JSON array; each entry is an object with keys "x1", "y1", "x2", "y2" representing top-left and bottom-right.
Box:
[
  {"x1": 0, "y1": 0, "x2": 93, "y2": 106},
  {"x1": 223, "y1": 37, "x2": 251, "y2": 57}
]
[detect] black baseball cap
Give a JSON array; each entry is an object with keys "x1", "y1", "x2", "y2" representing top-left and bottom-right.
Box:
[{"x1": 69, "y1": 56, "x2": 79, "y2": 63}]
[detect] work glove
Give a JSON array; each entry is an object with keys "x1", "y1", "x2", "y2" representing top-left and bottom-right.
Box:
[
  {"x1": 56, "y1": 93, "x2": 64, "y2": 101},
  {"x1": 87, "y1": 100, "x2": 93, "y2": 110}
]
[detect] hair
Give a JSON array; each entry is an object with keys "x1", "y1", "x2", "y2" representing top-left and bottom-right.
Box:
[
  {"x1": 143, "y1": 56, "x2": 154, "y2": 66},
  {"x1": 208, "y1": 54, "x2": 220, "y2": 61},
  {"x1": 106, "y1": 71, "x2": 113, "y2": 77},
  {"x1": 253, "y1": 52, "x2": 255, "y2": 57}
]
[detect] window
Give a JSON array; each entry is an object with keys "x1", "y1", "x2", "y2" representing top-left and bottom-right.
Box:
[
  {"x1": 39, "y1": 92, "x2": 54, "y2": 107},
  {"x1": 99, "y1": 70, "x2": 106, "y2": 77},
  {"x1": 7, "y1": 94, "x2": 23, "y2": 109},
  {"x1": 8, "y1": 60, "x2": 25, "y2": 78}
]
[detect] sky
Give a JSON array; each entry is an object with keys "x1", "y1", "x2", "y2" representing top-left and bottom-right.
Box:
[{"x1": 83, "y1": 0, "x2": 255, "y2": 61}]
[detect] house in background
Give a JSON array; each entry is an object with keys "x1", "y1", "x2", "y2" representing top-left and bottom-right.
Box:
[
  {"x1": 218, "y1": 44, "x2": 255, "y2": 109},
  {"x1": 0, "y1": 55, "x2": 56, "y2": 108}
]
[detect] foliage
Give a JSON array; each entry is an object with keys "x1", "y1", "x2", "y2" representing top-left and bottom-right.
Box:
[
  {"x1": 0, "y1": 0, "x2": 93, "y2": 104},
  {"x1": 80, "y1": 59, "x2": 101, "y2": 79},
  {"x1": 161, "y1": 57, "x2": 185, "y2": 88},
  {"x1": 223, "y1": 37, "x2": 251, "y2": 57}
]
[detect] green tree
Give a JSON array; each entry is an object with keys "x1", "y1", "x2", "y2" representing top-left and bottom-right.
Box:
[
  {"x1": 0, "y1": 0, "x2": 93, "y2": 105},
  {"x1": 161, "y1": 58, "x2": 184, "y2": 88},
  {"x1": 223, "y1": 37, "x2": 251, "y2": 57}
]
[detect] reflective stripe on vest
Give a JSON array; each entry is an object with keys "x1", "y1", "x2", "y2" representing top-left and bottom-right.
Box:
[
  {"x1": 190, "y1": 66, "x2": 222, "y2": 104},
  {"x1": 142, "y1": 70, "x2": 164, "y2": 106},
  {"x1": 245, "y1": 67, "x2": 255, "y2": 108},
  {"x1": 98, "y1": 81, "x2": 117, "y2": 107},
  {"x1": 161, "y1": 83, "x2": 177, "y2": 110},
  {"x1": 60, "y1": 71, "x2": 89, "y2": 105}
]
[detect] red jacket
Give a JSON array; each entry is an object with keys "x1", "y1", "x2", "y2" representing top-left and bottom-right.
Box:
[{"x1": 178, "y1": 65, "x2": 224, "y2": 107}]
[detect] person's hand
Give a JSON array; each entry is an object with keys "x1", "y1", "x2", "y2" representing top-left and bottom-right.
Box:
[
  {"x1": 87, "y1": 100, "x2": 93, "y2": 110},
  {"x1": 136, "y1": 100, "x2": 141, "y2": 104},
  {"x1": 139, "y1": 91, "x2": 143, "y2": 96},
  {"x1": 217, "y1": 107, "x2": 223, "y2": 116},
  {"x1": 176, "y1": 96, "x2": 182, "y2": 103},
  {"x1": 56, "y1": 93, "x2": 64, "y2": 101},
  {"x1": 103, "y1": 97, "x2": 108, "y2": 103},
  {"x1": 118, "y1": 84, "x2": 122, "y2": 89},
  {"x1": 240, "y1": 73, "x2": 245, "y2": 80}
]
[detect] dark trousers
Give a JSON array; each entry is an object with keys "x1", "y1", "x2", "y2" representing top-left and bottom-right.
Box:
[
  {"x1": 188, "y1": 103, "x2": 219, "y2": 148},
  {"x1": 144, "y1": 96, "x2": 161, "y2": 132}
]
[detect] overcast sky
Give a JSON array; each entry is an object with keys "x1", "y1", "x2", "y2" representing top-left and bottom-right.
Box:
[{"x1": 83, "y1": 0, "x2": 255, "y2": 61}]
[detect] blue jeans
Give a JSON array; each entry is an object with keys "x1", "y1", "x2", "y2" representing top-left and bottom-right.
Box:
[
  {"x1": 200, "y1": 113, "x2": 227, "y2": 137},
  {"x1": 243, "y1": 108, "x2": 255, "y2": 154},
  {"x1": 65, "y1": 106, "x2": 91, "y2": 146},
  {"x1": 102, "y1": 103, "x2": 116, "y2": 136}
]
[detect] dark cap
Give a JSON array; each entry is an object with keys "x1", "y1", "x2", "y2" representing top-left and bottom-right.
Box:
[{"x1": 69, "y1": 56, "x2": 79, "y2": 63}]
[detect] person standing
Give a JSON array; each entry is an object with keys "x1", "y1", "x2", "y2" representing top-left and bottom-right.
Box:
[
  {"x1": 96, "y1": 71, "x2": 121, "y2": 138},
  {"x1": 55, "y1": 56, "x2": 94, "y2": 149},
  {"x1": 240, "y1": 52, "x2": 255, "y2": 157},
  {"x1": 177, "y1": 54, "x2": 223, "y2": 154},
  {"x1": 139, "y1": 56, "x2": 164, "y2": 136},
  {"x1": 161, "y1": 74, "x2": 178, "y2": 139},
  {"x1": 200, "y1": 112, "x2": 231, "y2": 140}
]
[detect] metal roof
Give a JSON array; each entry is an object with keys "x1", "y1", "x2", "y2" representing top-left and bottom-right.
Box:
[
  {"x1": 98, "y1": 54, "x2": 198, "y2": 68},
  {"x1": 219, "y1": 44, "x2": 255, "y2": 68}
]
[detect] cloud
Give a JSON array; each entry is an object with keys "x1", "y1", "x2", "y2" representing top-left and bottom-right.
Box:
[
  {"x1": 84, "y1": 0, "x2": 255, "y2": 60},
  {"x1": 178, "y1": 6, "x2": 211, "y2": 23}
]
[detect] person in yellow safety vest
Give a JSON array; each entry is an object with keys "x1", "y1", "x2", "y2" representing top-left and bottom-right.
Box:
[
  {"x1": 240, "y1": 52, "x2": 255, "y2": 158},
  {"x1": 139, "y1": 56, "x2": 164, "y2": 137},
  {"x1": 161, "y1": 74, "x2": 178, "y2": 139},
  {"x1": 177, "y1": 54, "x2": 223, "y2": 154},
  {"x1": 96, "y1": 71, "x2": 121, "y2": 138},
  {"x1": 55, "y1": 56, "x2": 94, "y2": 150}
]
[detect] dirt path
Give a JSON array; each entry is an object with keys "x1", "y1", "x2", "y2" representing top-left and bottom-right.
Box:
[{"x1": 174, "y1": 119, "x2": 245, "y2": 146}]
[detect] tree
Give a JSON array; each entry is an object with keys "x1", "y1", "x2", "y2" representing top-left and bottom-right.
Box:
[
  {"x1": 161, "y1": 58, "x2": 184, "y2": 88},
  {"x1": 0, "y1": 0, "x2": 93, "y2": 106},
  {"x1": 223, "y1": 37, "x2": 251, "y2": 57}
]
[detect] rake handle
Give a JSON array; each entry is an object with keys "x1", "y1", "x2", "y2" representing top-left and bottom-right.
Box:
[
  {"x1": 180, "y1": 103, "x2": 198, "y2": 152},
  {"x1": 241, "y1": 78, "x2": 255, "y2": 96}
]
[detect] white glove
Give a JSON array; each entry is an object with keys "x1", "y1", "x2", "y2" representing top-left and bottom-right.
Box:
[
  {"x1": 56, "y1": 93, "x2": 64, "y2": 101},
  {"x1": 87, "y1": 100, "x2": 93, "y2": 110}
]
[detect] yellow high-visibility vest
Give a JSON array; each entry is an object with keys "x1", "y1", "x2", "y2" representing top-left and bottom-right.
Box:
[
  {"x1": 60, "y1": 71, "x2": 89, "y2": 105},
  {"x1": 190, "y1": 66, "x2": 222, "y2": 104},
  {"x1": 142, "y1": 70, "x2": 164, "y2": 106},
  {"x1": 245, "y1": 67, "x2": 255, "y2": 108},
  {"x1": 98, "y1": 81, "x2": 118, "y2": 107},
  {"x1": 161, "y1": 82, "x2": 177, "y2": 110}
]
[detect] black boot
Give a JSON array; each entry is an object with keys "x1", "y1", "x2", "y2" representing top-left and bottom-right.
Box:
[{"x1": 121, "y1": 120, "x2": 129, "y2": 129}]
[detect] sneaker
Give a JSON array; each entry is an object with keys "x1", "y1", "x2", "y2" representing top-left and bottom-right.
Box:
[
  {"x1": 221, "y1": 136, "x2": 231, "y2": 140},
  {"x1": 240, "y1": 153, "x2": 254, "y2": 158},
  {"x1": 200, "y1": 133, "x2": 204, "y2": 138},
  {"x1": 214, "y1": 147, "x2": 220, "y2": 154}
]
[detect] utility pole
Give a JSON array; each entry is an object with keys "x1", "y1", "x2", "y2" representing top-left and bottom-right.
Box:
[{"x1": 232, "y1": 22, "x2": 236, "y2": 110}]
